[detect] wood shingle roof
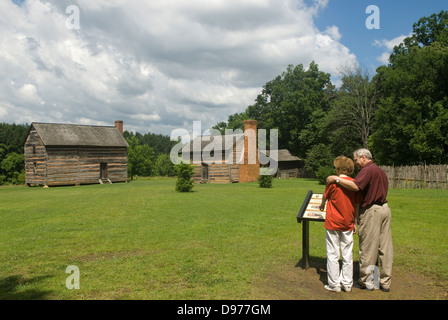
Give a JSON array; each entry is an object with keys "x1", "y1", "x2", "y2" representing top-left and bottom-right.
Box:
[{"x1": 29, "y1": 122, "x2": 129, "y2": 147}]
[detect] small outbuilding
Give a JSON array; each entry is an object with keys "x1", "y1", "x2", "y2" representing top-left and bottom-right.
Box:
[
  {"x1": 24, "y1": 121, "x2": 128, "y2": 187},
  {"x1": 259, "y1": 149, "x2": 304, "y2": 179}
]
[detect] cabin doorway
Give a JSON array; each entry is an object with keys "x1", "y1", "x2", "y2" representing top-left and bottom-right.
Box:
[
  {"x1": 100, "y1": 162, "x2": 108, "y2": 179},
  {"x1": 201, "y1": 163, "x2": 209, "y2": 182}
]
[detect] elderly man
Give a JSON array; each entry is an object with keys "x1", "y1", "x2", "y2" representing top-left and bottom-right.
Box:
[{"x1": 326, "y1": 148, "x2": 393, "y2": 292}]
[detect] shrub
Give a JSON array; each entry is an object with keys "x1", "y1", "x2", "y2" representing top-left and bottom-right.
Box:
[
  {"x1": 315, "y1": 166, "x2": 335, "y2": 185},
  {"x1": 175, "y1": 162, "x2": 195, "y2": 192},
  {"x1": 258, "y1": 174, "x2": 273, "y2": 188}
]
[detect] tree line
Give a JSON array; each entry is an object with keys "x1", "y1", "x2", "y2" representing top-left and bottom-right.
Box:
[
  {"x1": 123, "y1": 130, "x2": 178, "y2": 180},
  {"x1": 214, "y1": 11, "x2": 448, "y2": 180},
  {"x1": 0, "y1": 123, "x2": 29, "y2": 185}
]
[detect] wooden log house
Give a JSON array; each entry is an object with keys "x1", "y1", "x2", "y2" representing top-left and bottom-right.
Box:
[
  {"x1": 185, "y1": 120, "x2": 260, "y2": 184},
  {"x1": 24, "y1": 121, "x2": 128, "y2": 187}
]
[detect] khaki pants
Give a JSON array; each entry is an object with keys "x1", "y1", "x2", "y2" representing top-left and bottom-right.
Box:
[{"x1": 358, "y1": 203, "x2": 393, "y2": 289}]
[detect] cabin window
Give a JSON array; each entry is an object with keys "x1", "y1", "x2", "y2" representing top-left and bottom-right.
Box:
[
  {"x1": 33, "y1": 146, "x2": 36, "y2": 155},
  {"x1": 33, "y1": 162, "x2": 37, "y2": 174}
]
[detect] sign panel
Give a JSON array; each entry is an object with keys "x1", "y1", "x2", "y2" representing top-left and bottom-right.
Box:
[{"x1": 297, "y1": 190, "x2": 326, "y2": 222}]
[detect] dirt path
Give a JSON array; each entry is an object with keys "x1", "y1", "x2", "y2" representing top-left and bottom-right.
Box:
[{"x1": 252, "y1": 260, "x2": 448, "y2": 300}]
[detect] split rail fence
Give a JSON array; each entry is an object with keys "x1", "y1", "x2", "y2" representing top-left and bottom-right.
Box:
[{"x1": 379, "y1": 164, "x2": 448, "y2": 189}]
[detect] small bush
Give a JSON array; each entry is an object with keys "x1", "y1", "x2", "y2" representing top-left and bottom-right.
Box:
[
  {"x1": 315, "y1": 166, "x2": 335, "y2": 185},
  {"x1": 175, "y1": 162, "x2": 195, "y2": 192},
  {"x1": 258, "y1": 174, "x2": 273, "y2": 188}
]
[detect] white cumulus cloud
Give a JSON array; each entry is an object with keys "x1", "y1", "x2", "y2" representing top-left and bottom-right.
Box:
[
  {"x1": 372, "y1": 34, "x2": 410, "y2": 64},
  {"x1": 0, "y1": 0, "x2": 358, "y2": 136}
]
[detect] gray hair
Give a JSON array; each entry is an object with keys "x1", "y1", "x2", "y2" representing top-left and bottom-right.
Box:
[{"x1": 354, "y1": 148, "x2": 372, "y2": 160}]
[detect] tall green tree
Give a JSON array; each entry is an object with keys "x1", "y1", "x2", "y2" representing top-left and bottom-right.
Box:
[
  {"x1": 0, "y1": 123, "x2": 29, "y2": 154},
  {"x1": 217, "y1": 62, "x2": 333, "y2": 158},
  {"x1": 371, "y1": 10, "x2": 448, "y2": 165},
  {"x1": 331, "y1": 67, "x2": 380, "y2": 150},
  {"x1": 126, "y1": 136, "x2": 156, "y2": 180},
  {"x1": 212, "y1": 110, "x2": 248, "y2": 134},
  {"x1": 258, "y1": 62, "x2": 332, "y2": 158}
]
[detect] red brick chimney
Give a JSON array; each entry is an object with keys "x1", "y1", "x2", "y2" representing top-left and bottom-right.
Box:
[
  {"x1": 239, "y1": 120, "x2": 259, "y2": 183},
  {"x1": 115, "y1": 120, "x2": 124, "y2": 135}
]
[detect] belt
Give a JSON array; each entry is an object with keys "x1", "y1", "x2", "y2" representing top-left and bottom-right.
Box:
[{"x1": 361, "y1": 202, "x2": 387, "y2": 212}]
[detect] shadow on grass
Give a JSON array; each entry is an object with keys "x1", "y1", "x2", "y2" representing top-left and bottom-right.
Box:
[
  {"x1": 296, "y1": 256, "x2": 362, "y2": 286},
  {"x1": 0, "y1": 275, "x2": 53, "y2": 300}
]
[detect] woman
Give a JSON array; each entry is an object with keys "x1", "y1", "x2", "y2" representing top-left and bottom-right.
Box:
[{"x1": 319, "y1": 156, "x2": 362, "y2": 292}]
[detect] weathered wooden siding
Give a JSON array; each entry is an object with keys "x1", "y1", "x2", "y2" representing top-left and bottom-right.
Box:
[
  {"x1": 192, "y1": 163, "x2": 240, "y2": 184},
  {"x1": 44, "y1": 146, "x2": 127, "y2": 186},
  {"x1": 24, "y1": 129, "x2": 47, "y2": 186},
  {"x1": 191, "y1": 142, "x2": 243, "y2": 184},
  {"x1": 24, "y1": 122, "x2": 128, "y2": 187},
  {"x1": 45, "y1": 147, "x2": 78, "y2": 186},
  {"x1": 25, "y1": 143, "x2": 127, "y2": 186}
]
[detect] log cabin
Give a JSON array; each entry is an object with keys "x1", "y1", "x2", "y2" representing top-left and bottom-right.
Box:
[
  {"x1": 185, "y1": 120, "x2": 260, "y2": 184},
  {"x1": 24, "y1": 121, "x2": 128, "y2": 187}
]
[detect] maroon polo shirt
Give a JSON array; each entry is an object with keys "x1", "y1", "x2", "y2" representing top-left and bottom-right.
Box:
[{"x1": 354, "y1": 161, "x2": 388, "y2": 208}]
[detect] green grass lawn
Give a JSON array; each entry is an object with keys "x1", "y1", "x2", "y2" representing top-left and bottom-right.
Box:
[{"x1": 0, "y1": 178, "x2": 447, "y2": 299}]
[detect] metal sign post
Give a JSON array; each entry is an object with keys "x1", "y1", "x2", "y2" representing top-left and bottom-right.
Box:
[{"x1": 297, "y1": 190, "x2": 326, "y2": 269}]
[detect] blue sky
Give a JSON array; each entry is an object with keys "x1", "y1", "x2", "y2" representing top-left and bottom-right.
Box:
[
  {"x1": 0, "y1": 0, "x2": 447, "y2": 135},
  {"x1": 313, "y1": 0, "x2": 447, "y2": 73}
]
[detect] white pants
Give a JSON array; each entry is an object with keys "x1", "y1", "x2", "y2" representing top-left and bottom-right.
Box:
[{"x1": 326, "y1": 229, "x2": 354, "y2": 288}]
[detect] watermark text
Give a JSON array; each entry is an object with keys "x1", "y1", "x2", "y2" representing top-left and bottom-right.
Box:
[
  {"x1": 366, "y1": 5, "x2": 380, "y2": 30},
  {"x1": 66, "y1": 265, "x2": 80, "y2": 290},
  {"x1": 170, "y1": 121, "x2": 278, "y2": 175},
  {"x1": 66, "y1": 5, "x2": 80, "y2": 30}
]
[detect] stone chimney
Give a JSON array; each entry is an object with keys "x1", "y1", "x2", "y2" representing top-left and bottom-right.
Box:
[
  {"x1": 239, "y1": 120, "x2": 259, "y2": 183},
  {"x1": 115, "y1": 120, "x2": 124, "y2": 135}
]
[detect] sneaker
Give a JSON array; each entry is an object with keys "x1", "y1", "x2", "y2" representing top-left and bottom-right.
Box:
[
  {"x1": 380, "y1": 286, "x2": 390, "y2": 292},
  {"x1": 342, "y1": 286, "x2": 352, "y2": 292},
  {"x1": 324, "y1": 285, "x2": 341, "y2": 292}
]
